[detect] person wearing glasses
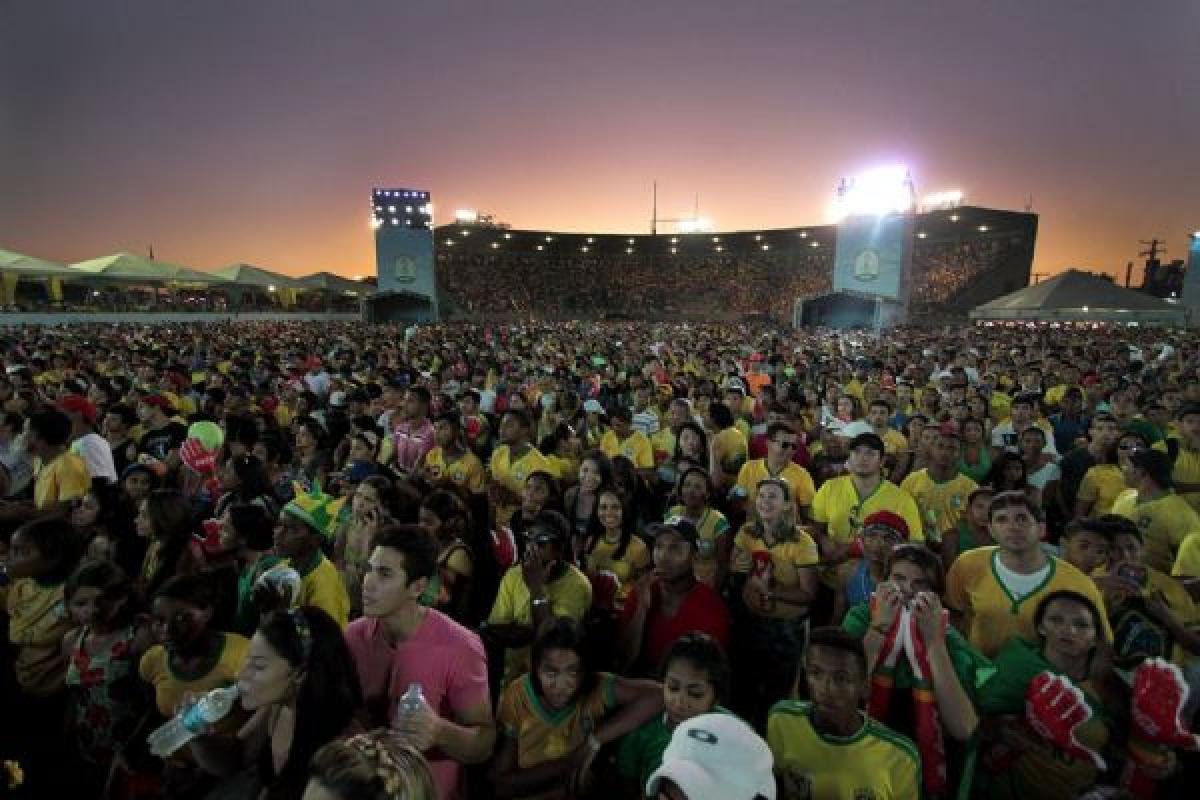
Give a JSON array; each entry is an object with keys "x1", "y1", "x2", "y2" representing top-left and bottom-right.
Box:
[
  {"x1": 483, "y1": 510, "x2": 592, "y2": 688},
  {"x1": 732, "y1": 423, "x2": 816, "y2": 520},
  {"x1": 1074, "y1": 431, "x2": 1147, "y2": 519}
]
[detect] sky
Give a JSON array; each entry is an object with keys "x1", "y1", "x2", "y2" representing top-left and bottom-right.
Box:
[{"x1": 2, "y1": 0, "x2": 1198, "y2": 282}]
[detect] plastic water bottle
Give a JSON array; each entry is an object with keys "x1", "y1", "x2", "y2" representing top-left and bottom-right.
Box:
[
  {"x1": 147, "y1": 684, "x2": 240, "y2": 757},
  {"x1": 394, "y1": 683, "x2": 425, "y2": 730}
]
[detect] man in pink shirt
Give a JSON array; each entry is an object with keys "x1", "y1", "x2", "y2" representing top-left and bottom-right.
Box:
[
  {"x1": 391, "y1": 386, "x2": 436, "y2": 474},
  {"x1": 345, "y1": 525, "x2": 495, "y2": 799}
]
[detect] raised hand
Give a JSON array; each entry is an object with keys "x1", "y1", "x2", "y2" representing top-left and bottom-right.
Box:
[
  {"x1": 1025, "y1": 671, "x2": 1106, "y2": 771},
  {"x1": 1131, "y1": 658, "x2": 1200, "y2": 751}
]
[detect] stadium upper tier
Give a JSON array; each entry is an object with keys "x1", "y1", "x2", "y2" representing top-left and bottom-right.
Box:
[{"x1": 434, "y1": 206, "x2": 1036, "y2": 320}]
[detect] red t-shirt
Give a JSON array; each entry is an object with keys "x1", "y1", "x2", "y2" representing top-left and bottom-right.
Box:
[{"x1": 621, "y1": 581, "x2": 731, "y2": 673}]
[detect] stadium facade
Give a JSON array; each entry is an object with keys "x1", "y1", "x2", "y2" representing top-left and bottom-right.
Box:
[{"x1": 434, "y1": 206, "x2": 1036, "y2": 322}]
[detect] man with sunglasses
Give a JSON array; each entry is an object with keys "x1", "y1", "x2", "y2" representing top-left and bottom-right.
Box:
[
  {"x1": 483, "y1": 509, "x2": 592, "y2": 686},
  {"x1": 733, "y1": 422, "x2": 815, "y2": 516}
]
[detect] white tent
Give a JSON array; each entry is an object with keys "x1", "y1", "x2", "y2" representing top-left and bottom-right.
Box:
[{"x1": 969, "y1": 269, "x2": 1187, "y2": 326}]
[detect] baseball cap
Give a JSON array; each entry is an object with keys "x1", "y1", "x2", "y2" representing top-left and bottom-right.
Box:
[
  {"x1": 646, "y1": 713, "x2": 776, "y2": 800},
  {"x1": 57, "y1": 394, "x2": 97, "y2": 425},
  {"x1": 657, "y1": 516, "x2": 700, "y2": 547},
  {"x1": 848, "y1": 431, "x2": 886, "y2": 454},
  {"x1": 862, "y1": 510, "x2": 911, "y2": 539},
  {"x1": 583, "y1": 398, "x2": 604, "y2": 414}
]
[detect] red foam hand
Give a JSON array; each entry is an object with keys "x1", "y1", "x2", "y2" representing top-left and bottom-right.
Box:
[
  {"x1": 1131, "y1": 658, "x2": 1200, "y2": 751},
  {"x1": 491, "y1": 527, "x2": 517, "y2": 569},
  {"x1": 1025, "y1": 671, "x2": 1107, "y2": 771}
]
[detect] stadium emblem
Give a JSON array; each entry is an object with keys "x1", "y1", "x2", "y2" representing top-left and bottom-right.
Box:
[
  {"x1": 393, "y1": 256, "x2": 417, "y2": 283},
  {"x1": 853, "y1": 248, "x2": 880, "y2": 282}
]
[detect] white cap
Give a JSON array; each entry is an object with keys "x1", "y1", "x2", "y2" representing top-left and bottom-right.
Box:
[
  {"x1": 583, "y1": 398, "x2": 604, "y2": 413},
  {"x1": 646, "y1": 713, "x2": 775, "y2": 800}
]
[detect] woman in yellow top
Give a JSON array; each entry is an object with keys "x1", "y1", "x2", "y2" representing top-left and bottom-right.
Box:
[
  {"x1": 1075, "y1": 432, "x2": 1147, "y2": 518},
  {"x1": 491, "y1": 617, "x2": 663, "y2": 800},
  {"x1": 138, "y1": 572, "x2": 250, "y2": 795},
  {"x1": 666, "y1": 466, "x2": 732, "y2": 589},
  {"x1": 729, "y1": 478, "x2": 819, "y2": 728},
  {"x1": 582, "y1": 488, "x2": 651, "y2": 606},
  {"x1": 707, "y1": 402, "x2": 748, "y2": 492}
]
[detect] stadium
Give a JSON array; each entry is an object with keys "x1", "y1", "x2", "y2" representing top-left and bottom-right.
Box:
[{"x1": 432, "y1": 205, "x2": 1037, "y2": 323}]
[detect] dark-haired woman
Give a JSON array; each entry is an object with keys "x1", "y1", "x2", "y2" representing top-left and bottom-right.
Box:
[
  {"x1": 188, "y1": 606, "x2": 363, "y2": 800},
  {"x1": 977, "y1": 590, "x2": 1122, "y2": 800},
  {"x1": 563, "y1": 450, "x2": 614, "y2": 539},
  {"x1": 215, "y1": 503, "x2": 282, "y2": 635},
  {"x1": 664, "y1": 466, "x2": 731, "y2": 589},
  {"x1": 491, "y1": 617, "x2": 663, "y2": 800},
  {"x1": 582, "y1": 488, "x2": 650, "y2": 606},
  {"x1": 138, "y1": 572, "x2": 250, "y2": 796},
  {"x1": 215, "y1": 453, "x2": 280, "y2": 519},
  {"x1": 135, "y1": 488, "x2": 205, "y2": 602},
  {"x1": 417, "y1": 488, "x2": 476, "y2": 622}
]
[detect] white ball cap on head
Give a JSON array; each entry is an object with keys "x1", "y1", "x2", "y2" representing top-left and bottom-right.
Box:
[{"x1": 645, "y1": 712, "x2": 776, "y2": 800}]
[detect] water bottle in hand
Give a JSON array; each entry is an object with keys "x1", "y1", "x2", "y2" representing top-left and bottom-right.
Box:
[
  {"x1": 394, "y1": 683, "x2": 425, "y2": 731},
  {"x1": 147, "y1": 684, "x2": 240, "y2": 757}
]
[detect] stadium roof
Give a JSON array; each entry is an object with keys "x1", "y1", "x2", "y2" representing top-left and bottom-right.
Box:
[
  {"x1": 213, "y1": 263, "x2": 305, "y2": 289},
  {"x1": 71, "y1": 252, "x2": 228, "y2": 285},
  {"x1": 297, "y1": 272, "x2": 370, "y2": 295},
  {"x1": 970, "y1": 269, "x2": 1187, "y2": 324}
]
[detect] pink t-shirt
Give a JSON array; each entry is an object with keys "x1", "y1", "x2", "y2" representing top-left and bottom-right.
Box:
[{"x1": 345, "y1": 609, "x2": 490, "y2": 800}]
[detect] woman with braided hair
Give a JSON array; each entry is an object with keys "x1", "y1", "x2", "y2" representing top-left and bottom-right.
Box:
[{"x1": 302, "y1": 733, "x2": 436, "y2": 800}]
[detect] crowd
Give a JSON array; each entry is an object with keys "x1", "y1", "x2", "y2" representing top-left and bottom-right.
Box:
[
  {"x1": 1, "y1": 318, "x2": 1200, "y2": 800},
  {"x1": 435, "y1": 242, "x2": 1011, "y2": 322}
]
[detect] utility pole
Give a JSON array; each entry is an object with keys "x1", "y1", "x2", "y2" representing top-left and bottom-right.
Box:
[
  {"x1": 651, "y1": 181, "x2": 657, "y2": 236},
  {"x1": 1138, "y1": 239, "x2": 1167, "y2": 288}
]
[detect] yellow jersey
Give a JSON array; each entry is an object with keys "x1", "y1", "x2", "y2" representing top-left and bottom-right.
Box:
[
  {"x1": 666, "y1": 505, "x2": 732, "y2": 586},
  {"x1": 584, "y1": 534, "x2": 651, "y2": 603},
  {"x1": 1110, "y1": 489, "x2": 1200, "y2": 574},
  {"x1": 423, "y1": 447, "x2": 487, "y2": 493},
  {"x1": 1154, "y1": 438, "x2": 1200, "y2": 513},
  {"x1": 139, "y1": 632, "x2": 250, "y2": 718},
  {"x1": 900, "y1": 469, "x2": 978, "y2": 544},
  {"x1": 945, "y1": 547, "x2": 1111, "y2": 658},
  {"x1": 497, "y1": 672, "x2": 617, "y2": 800},
  {"x1": 294, "y1": 553, "x2": 350, "y2": 629},
  {"x1": 734, "y1": 459, "x2": 816, "y2": 509},
  {"x1": 731, "y1": 525, "x2": 819, "y2": 618},
  {"x1": 489, "y1": 444, "x2": 558, "y2": 525},
  {"x1": 1076, "y1": 463, "x2": 1126, "y2": 515},
  {"x1": 811, "y1": 476, "x2": 924, "y2": 544},
  {"x1": 711, "y1": 426, "x2": 749, "y2": 476},
  {"x1": 487, "y1": 563, "x2": 592, "y2": 685},
  {"x1": 34, "y1": 450, "x2": 90, "y2": 510},
  {"x1": 1173, "y1": 532, "x2": 1200, "y2": 578},
  {"x1": 650, "y1": 427, "x2": 677, "y2": 465},
  {"x1": 599, "y1": 429, "x2": 654, "y2": 469},
  {"x1": 768, "y1": 700, "x2": 920, "y2": 800}
]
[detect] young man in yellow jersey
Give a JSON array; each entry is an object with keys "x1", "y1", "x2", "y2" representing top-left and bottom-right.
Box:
[
  {"x1": 733, "y1": 423, "x2": 815, "y2": 517},
  {"x1": 1155, "y1": 402, "x2": 1200, "y2": 512},
  {"x1": 489, "y1": 409, "x2": 556, "y2": 527},
  {"x1": 1111, "y1": 448, "x2": 1200, "y2": 573},
  {"x1": 600, "y1": 406, "x2": 655, "y2": 477},
  {"x1": 900, "y1": 422, "x2": 977, "y2": 546},
  {"x1": 945, "y1": 491, "x2": 1110, "y2": 658},
  {"x1": 419, "y1": 410, "x2": 486, "y2": 494},
  {"x1": 768, "y1": 627, "x2": 920, "y2": 799},
  {"x1": 811, "y1": 432, "x2": 923, "y2": 566}
]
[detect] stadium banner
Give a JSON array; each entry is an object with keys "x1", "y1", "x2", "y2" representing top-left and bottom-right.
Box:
[
  {"x1": 833, "y1": 213, "x2": 907, "y2": 300},
  {"x1": 376, "y1": 228, "x2": 434, "y2": 295}
]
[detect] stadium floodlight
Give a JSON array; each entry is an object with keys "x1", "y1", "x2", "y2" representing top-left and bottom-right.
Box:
[
  {"x1": 267, "y1": 285, "x2": 277, "y2": 292},
  {"x1": 371, "y1": 217, "x2": 382, "y2": 229},
  {"x1": 455, "y1": 209, "x2": 478, "y2": 223},
  {"x1": 916, "y1": 231, "x2": 928, "y2": 238},
  {"x1": 921, "y1": 190, "x2": 964, "y2": 211},
  {"x1": 504, "y1": 233, "x2": 512, "y2": 239},
  {"x1": 388, "y1": 205, "x2": 396, "y2": 213},
  {"x1": 677, "y1": 217, "x2": 714, "y2": 234},
  {"x1": 1192, "y1": 230, "x2": 1200, "y2": 239},
  {"x1": 829, "y1": 165, "x2": 915, "y2": 222}
]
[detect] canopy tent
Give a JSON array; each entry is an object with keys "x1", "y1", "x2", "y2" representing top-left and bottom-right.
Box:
[
  {"x1": 969, "y1": 269, "x2": 1188, "y2": 326},
  {"x1": 70, "y1": 252, "x2": 228, "y2": 286},
  {"x1": 213, "y1": 263, "x2": 305, "y2": 308},
  {"x1": 213, "y1": 263, "x2": 305, "y2": 289},
  {"x1": 0, "y1": 248, "x2": 79, "y2": 304},
  {"x1": 297, "y1": 271, "x2": 371, "y2": 296}
]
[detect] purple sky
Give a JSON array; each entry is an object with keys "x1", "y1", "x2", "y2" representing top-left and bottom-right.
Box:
[{"x1": 2, "y1": 0, "x2": 1197, "y2": 281}]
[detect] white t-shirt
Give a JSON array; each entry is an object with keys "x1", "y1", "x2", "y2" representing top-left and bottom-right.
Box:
[
  {"x1": 990, "y1": 420, "x2": 1058, "y2": 457},
  {"x1": 993, "y1": 556, "x2": 1052, "y2": 603}
]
